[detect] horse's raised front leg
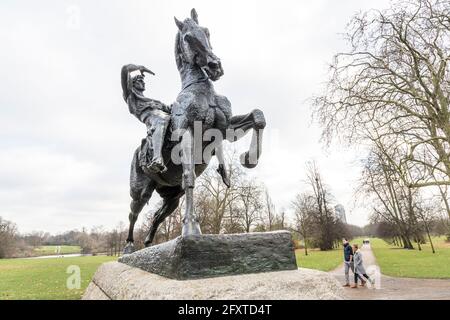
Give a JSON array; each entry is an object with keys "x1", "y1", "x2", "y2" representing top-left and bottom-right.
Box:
[
  {"x1": 181, "y1": 127, "x2": 202, "y2": 236},
  {"x1": 227, "y1": 109, "x2": 266, "y2": 168}
]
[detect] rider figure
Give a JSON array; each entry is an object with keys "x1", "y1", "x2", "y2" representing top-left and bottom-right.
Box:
[
  {"x1": 121, "y1": 64, "x2": 230, "y2": 187},
  {"x1": 121, "y1": 64, "x2": 170, "y2": 173}
]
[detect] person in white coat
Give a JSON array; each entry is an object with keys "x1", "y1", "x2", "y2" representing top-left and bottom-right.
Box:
[{"x1": 351, "y1": 244, "x2": 373, "y2": 288}]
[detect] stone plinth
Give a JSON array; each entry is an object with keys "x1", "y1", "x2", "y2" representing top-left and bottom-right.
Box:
[
  {"x1": 83, "y1": 261, "x2": 343, "y2": 300},
  {"x1": 118, "y1": 231, "x2": 297, "y2": 280}
]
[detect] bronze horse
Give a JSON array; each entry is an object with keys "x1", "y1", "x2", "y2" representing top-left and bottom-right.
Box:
[{"x1": 123, "y1": 9, "x2": 266, "y2": 253}]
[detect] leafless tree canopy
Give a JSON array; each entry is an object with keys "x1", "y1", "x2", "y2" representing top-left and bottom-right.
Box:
[
  {"x1": 0, "y1": 217, "x2": 19, "y2": 258},
  {"x1": 290, "y1": 161, "x2": 354, "y2": 252},
  {"x1": 314, "y1": 0, "x2": 450, "y2": 189},
  {"x1": 313, "y1": 0, "x2": 450, "y2": 245}
]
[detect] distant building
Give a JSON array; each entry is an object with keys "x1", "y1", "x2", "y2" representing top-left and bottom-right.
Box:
[{"x1": 334, "y1": 204, "x2": 347, "y2": 224}]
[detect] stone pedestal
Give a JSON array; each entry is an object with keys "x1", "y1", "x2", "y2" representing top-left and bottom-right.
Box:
[
  {"x1": 83, "y1": 262, "x2": 343, "y2": 300},
  {"x1": 118, "y1": 231, "x2": 297, "y2": 280},
  {"x1": 83, "y1": 231, "x2": 343, "y2": 300}
]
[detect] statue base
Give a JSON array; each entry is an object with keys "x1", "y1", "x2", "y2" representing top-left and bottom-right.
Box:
[
  {"x1": 83, "y1": 262, "x2": 344, "y2": 300},
  {"x1": 118, "y1": 231, "x2": 297, "y2": 280}
]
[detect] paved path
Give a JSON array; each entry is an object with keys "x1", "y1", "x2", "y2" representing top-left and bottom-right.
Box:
[
  {"x1": 24, "y1": 253, "x2": 89, "y2": 259},
  {"x1": 330, "y1": 244, "x2": 450, "y2": 300}
]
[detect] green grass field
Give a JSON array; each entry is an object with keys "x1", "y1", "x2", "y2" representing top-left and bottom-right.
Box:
[
  {"x1": 295, "y1": 248, "x2": 342, "y2": 271},
  {"x1": 0, "y1": 256, "x2": 116, "y2": 300},
  {"x1": 33, "y1": 245, "x2": 81, "y2": 256},
  {"x1": 2, "y1": 236, "x2": 448, "y2": 300},
  {"x1": 353, "y1": 237, "x2": 450, "y2": 279}
]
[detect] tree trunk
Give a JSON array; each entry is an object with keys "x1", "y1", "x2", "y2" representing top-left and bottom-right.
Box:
[
  {"x1": 304, "y1": 237, "x2": 308, "y2": 256},
  {"x1": 438, "y1": 186, "x2": 450, "y2": 220},
  {"x1": 401, "y1": 235, "x2": 414, "y2": 249},
  {"x1": 397, "y1": 235, "x2": 403, "y2": 248},
  {"x1": 424, "y1": 223, "x2": 436, "y2": 254}
]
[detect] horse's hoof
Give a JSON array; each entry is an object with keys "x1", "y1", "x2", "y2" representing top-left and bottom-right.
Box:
[
  {"x1": 222, "y1": 176, "x2": 231, "y2": 188},
  {"x1": 123, "y1": 242, "x2": 135, "y2": 255},
  {"x1": 240, "y1": 152, "x2": 258, "y2": 169},
  {"x1": 217, "y1": 165, "x2": 231, "y2": 188},
  {"x1": 147, "y1": 159, "x2": 167, "y2": 173}
]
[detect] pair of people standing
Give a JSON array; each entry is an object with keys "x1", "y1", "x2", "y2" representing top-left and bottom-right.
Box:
[{"x1": 343, "y1": 239, "x2": 372, "y2": 288}]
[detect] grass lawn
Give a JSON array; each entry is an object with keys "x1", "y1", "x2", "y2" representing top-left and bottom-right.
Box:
[
  {"x1": 353, "y1": 237, "x2": 450, "y2": 279},
  {"x1": 33, "y1": 245, "x2": 81, "y2": 256},
  {"x1": 295, "y1": 248, "x2": 342, "y2": 271},
  {"x1": 0, "y1": 255, "x2": 116, "y2": 300}
]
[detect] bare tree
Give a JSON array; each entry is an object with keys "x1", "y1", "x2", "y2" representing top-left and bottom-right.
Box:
[
  {"x1": 356, "y1": 138, "x2": 445, "y2": 250},
  {"x1": 22, "y1": 231, "x2": 47, "y2": 247},
  {"x1": 292, "y1": 193, "x2": 315, "y2": 255},
  {"x1": 106, "y1": 222, "x2": 127, "y2": 256},
  {"x1": 437, "y1": 184, "x2": 450, "y2": 221},
  {"x1": 305, "y1": 161, "x2": 338, "y2": 250},
  {"x1": 314, "y1": 0, "x2": 450, "y2": 192},
  {"x1": 236, "y1": 178, "x2": 263, "y2": 233},
  {"x1": 0, "y1": 217, "x2": 19, "y2": 258},
  {"x1": 415, "y1": 197, "x2": 440, "y2": 253},
  {"x1": 195, "y1": 161, "x2": 241, "y2": 234},
  {"x1": 156, "y1": 198, "x2": 184, "y2": 242},
  {"x1": 263, "y1": 189, "x2": 276, "y2": 231},
  {"x1": 76, "y1": 227, "x2": 95, "y2": 254}
]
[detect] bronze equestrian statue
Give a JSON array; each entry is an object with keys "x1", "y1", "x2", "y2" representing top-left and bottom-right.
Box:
[{"x1": 122, "y1": 8, "x2": 266, "y2": 254}]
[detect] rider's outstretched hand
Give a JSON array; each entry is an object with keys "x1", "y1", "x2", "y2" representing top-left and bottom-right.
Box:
[{"x1": 139, "y1": 66, "x2": 155, "y2": 76}]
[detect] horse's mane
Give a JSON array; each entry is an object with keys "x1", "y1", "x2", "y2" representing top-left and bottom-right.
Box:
[
  {"x1": 174, "y1": 31, "x2": 183, "y2": 71},
  {"x1": 174, "y1": 19, "x2": 196, "y2": 71}
]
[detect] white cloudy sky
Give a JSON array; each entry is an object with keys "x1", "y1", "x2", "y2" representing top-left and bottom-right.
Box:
[{"x1": 0, "y1": 0, "x2": 392, "y2": 234}]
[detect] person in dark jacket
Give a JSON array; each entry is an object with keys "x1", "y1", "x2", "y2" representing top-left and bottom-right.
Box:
[{"x1": 342, "y1": 238, "x2": 354, "y2": 287}]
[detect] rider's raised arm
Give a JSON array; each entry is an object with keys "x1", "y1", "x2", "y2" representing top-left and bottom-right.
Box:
[
  {"x1": 121, "y1": 64, "x2": 135, "y2": 102},
  {"x1": 121, "y1": 64, "x2": 155, "y2": 102}
]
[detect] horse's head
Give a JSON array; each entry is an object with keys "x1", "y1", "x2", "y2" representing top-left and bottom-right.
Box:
[{"x1": 175, "y1": 8, "x2": 224, "y2": 81}]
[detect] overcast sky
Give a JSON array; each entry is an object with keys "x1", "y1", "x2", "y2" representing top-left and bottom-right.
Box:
[{"x1": 0, "y1": 0, "x2": 393, "y2": 234}]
